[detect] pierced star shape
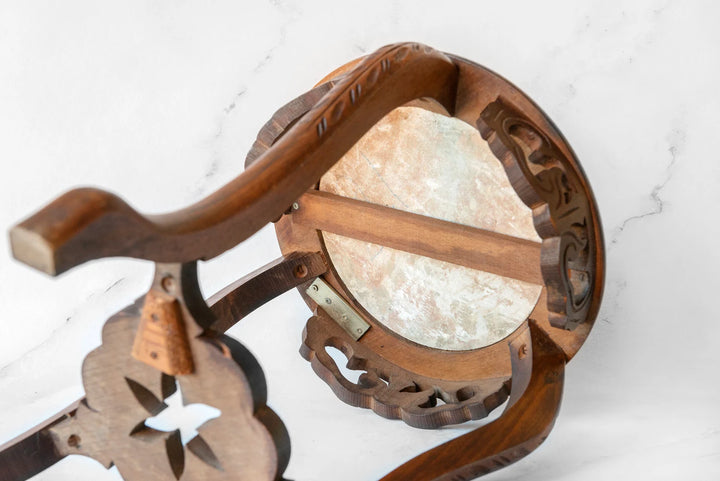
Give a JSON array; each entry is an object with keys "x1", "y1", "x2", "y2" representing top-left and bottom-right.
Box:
[
  {"x1": 127, "y1": 376, "x2": 223, "y2": 478},
  {"x1": 144, "y1": 381, "x2": 221, "y2": 445}
]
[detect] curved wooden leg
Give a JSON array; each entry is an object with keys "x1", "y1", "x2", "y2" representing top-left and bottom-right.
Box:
[
  {"x1": 380, "y1": 320, "x2": 566, "y2": 481},
  {"x1": 0, "y1": 267, "x2": 564, "y2": 481}
]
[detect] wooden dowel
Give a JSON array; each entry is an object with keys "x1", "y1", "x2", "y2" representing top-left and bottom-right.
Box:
[{"x1": 292, "y1": 190, "x2": 544, "y2": 285}]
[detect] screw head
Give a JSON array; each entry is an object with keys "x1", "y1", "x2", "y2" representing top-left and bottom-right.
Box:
[
  {"x1": 311, "y1": 284, "x2": 319, "y2": 292},
  {"x1": 292, "y1": 202, "x2": 300, "y2": 210},
  {"x1": 67, "y1": 434, "x2": 81, "y2": 448},
  {"x1": 324, "y1": 298, "x2": 332, "y2": 305},
  {"x1": 294, "y1": 264, "x2": 308, "y2": 278},
  {"x1": 161, "y1": 275, "x2": 175, "y2": 294}
]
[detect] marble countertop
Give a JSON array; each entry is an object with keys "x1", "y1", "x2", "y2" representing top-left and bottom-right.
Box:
[{"x1": 0, "y1": 1, "x2": 718, "y2": 479}]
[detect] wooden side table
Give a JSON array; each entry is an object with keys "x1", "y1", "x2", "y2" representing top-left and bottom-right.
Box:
[{"x1": 0, "y1": 42, "x2": 604, "y2": 481}]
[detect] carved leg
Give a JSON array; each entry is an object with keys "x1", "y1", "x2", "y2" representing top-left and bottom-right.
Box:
[
  {"x1": 0, "y1": 263, "x2": 292, "y2": 481},
  {"x1": 381, "y1": 320, "x2": 566, "y2": 481}
]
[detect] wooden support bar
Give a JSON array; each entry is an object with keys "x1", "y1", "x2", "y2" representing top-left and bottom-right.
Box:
[
  {"x1": 0, "y1": 399, "x2": 81, "y2": 481},
  {"x1": 380, "y1": 320, "x2": 566, "y2": 480},
  {"x1": 292, "y1": 190, "x2": 543, "y2": 285},
  {"x1": 207, "y1": 251, "x2": 327, "y2": 333}
]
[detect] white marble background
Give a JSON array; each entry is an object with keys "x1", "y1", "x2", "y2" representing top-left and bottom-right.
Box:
[{"x1": 0, "y1": 1, "x2": 718, "y2": 479}]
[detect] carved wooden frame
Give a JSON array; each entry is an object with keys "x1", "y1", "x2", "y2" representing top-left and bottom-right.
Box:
[{"x1": 249, "y1": 48, "x2": 604, "y2": 429}]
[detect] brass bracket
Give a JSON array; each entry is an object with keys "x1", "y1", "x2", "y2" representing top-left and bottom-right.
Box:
[{"x1": 306, "y1": 278, "x2": 370, "y2": 340}]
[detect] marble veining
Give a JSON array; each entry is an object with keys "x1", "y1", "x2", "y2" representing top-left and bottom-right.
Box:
[
  {"x1": 0, "y1": 2, "x2": 718, "y2": 480},
  {"x1": 321, "y1": 106, "x2": 542, "y2": 350},
  {"x1": 611, "y1": 125, "x2": 685, "y2": 244}
]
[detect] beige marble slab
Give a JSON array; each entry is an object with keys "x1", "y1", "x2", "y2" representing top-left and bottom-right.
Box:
[{"x1": 320, "y1": 106, "x2": 542, "y2": 350}]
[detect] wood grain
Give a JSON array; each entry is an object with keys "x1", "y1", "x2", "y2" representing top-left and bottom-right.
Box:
[
  {"x1": 2, "y1": 43, "x2": 605, "y2": 481},
  {"x1": 0, "y1": 254, "x2": 327, "y2": 481},
  {"x1": 292, "y1": 190, "x2": 543, "y2": 285},
  {"x1": 207, "y1": 251, "x2": 327, "y2": 333},
  {"x1": 10, "y1": 43, "x2": 459, "y2": 276},
  {"x1": 301, "y1": 310, "x2": 510, "y2": 429},
  {"x1": 477, "y1": 97, "x2": 602, "y2": 330},
  {"x1": 382, "y1": 320, "x2": 566, "y2": 480},
  {"x1": 0, "y1": 400, "x2": 81, "y2": 481},
  {"x1": 132, "y1": 289, "x2": 195, "y2": 376},
  {"x1": 252, "y1": 50, "x2": 604, "y2": 438},
  {"x1": 0, "y1": 264, "x2": 291, "y2": 481}
]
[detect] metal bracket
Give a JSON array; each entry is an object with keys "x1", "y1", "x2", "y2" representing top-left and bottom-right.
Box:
[{"x1": 306, "y1": 278, "x2": 370, "y2": 340}]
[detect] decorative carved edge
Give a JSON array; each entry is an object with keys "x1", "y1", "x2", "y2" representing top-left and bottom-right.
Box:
[
  {"x1": 246, "y1": 42, "x2": 454, "y2": 169},
  {"x1": 301, "y1": 311, "x2": 509, "y2": 429},
  {"x1": 254, "y1": 54, "x2": 598, "y2": 427},
  {"x1": 251, "y1": 57, "x2": 511, "y2": 429},
  {"x1": 301, "y1": 42, "x2": 450, "y2": 140},
  {"x1": 477, "y1": 97, "x2": 598, "y2": 330}
]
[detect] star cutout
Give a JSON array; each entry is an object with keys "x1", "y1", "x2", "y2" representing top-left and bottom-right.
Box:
[
  {"x1": 128, "y1": 377, "x2": 223, "y2": 478},
  {"x1": 144, "y1": 381, "x2": 221, "y2": 445}
]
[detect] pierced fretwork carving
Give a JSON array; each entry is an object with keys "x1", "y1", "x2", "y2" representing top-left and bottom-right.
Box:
[
  {"x1": 301, "y1": 311, "x2": 510, "y2": 429},
  {"x1": 48, "y1": 265, "x2": 291, "y2": 481},
  {"x1": 477, "y1": 98, "x2": 597, "y2": 330}
]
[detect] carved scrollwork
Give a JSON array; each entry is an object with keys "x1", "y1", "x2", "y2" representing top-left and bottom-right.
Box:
[
  {"x1": 306, "y1": 42, "x2": 451, "y2": 141},
  {"x1": 50, "y1": 276, "x2": 290, "y2": 480},
  {"x1": 477, "y1": 98, "x2": 597, "y2": 330},
  {"x1": 254, "y1": 52, "x2": 598, "y2": 429},
  {"x1": 301, "y1": 311, "x2": 509, "y2": 429}
]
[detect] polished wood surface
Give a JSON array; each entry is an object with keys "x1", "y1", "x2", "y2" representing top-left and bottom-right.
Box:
[
  {"x1": 0, "y1": 264, "x2": 292, "y2": 481},
  {"x1": 0, "y1": 399, "x2": 81, "y2": 481},
  {"x1": 381, "y1": 320, "x2": 566, "y2": 480},
  {"x1": 247, "y1": 49, "x2": 603, "y2": 434},
  {"x1": 10, "y1": 44, "x2": 458, "y2": 276},
  {"x1": 2, "y1": 42, "x2": 604, "y2": 481},
  {"x1": 208, "y1": 251, "x2": 327, "y2": 333},
  {"x1": 293, "y1": 190, "x2": 543, "y2": 285}
]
